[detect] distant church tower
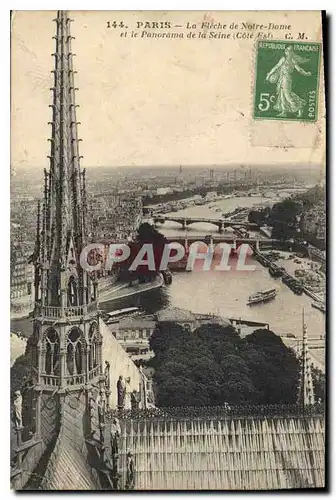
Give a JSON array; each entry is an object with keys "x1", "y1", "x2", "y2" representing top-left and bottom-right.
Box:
[
  {"x1": 297, "y1": 309, "x2": 315, "y2": 407},
  {"x1": 27, "y1": 9, "x2": 104, "y2": 461}
]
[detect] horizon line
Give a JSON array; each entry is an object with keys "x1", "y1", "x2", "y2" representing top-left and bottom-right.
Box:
[{"x1": 11, "y1": 163, "x2": 324, "y2": 171}]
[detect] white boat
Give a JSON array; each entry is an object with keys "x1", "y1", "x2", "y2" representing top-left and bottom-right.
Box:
[
  {"x1": 104, "y1": 307, "x2": 140, "y2": 323},
  {"x1": 247, "y1": 288, "x2": 277, "y2": 306},
  {"x1": 247, "y1": 293, "x2": 263, "y2": 305}
]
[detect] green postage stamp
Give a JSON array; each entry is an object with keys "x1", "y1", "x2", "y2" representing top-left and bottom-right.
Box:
[{"x1": 253, "y1": 40, "x2": 321, "y2": 122}]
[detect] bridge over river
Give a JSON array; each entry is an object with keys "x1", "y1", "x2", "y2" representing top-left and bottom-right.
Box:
[
  {"x1": 154, "y1": 214, "x2": 259, "y2": 232},
  {"x1": 167, "y1": 233, "x2": 280, "y2": 251}
]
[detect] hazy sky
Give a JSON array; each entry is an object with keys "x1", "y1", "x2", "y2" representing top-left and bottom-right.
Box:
[{"x1": 11, "y1": 11, "x2": 325, "y2": 171}]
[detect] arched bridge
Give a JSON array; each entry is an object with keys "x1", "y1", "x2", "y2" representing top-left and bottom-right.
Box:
[
  {"x1": 167, "y1": 234, "x2": 279, "y2": 252},
  {"x1": 153, "y1": 215, "x2": 258, "y2": 233}
]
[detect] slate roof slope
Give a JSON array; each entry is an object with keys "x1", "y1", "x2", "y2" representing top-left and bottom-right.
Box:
[
  {"x1": 37, "y1": 390, "x2": 101, "y2": 491},
  {"x1": 117, "y1": 415, "x2": 325, "y2": 490},
  {"x1": 40, "y1": 433, "x2": 98, "y2": 490}
]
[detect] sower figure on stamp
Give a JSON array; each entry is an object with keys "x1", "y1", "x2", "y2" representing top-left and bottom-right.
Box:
[
  {"x1": 117, "y1": 375, "x2": 126, "y2": 412},
  {"x1": 266, "y1": 45, "x2": 311, "y2": 118}
]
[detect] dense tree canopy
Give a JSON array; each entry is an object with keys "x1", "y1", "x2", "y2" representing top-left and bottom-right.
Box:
[
  {"x1": 247, "y1": 185, "x2": 325, "y2": 242},
  {"x1": 248, "y1": 207, "x2": 271, "y2": 225},
  {"x1": 149, "y1": 323, "x2": 301, "y2": 407},
  {"x1": 119, "y1": 223, "x2": 168, "y2": 283}
]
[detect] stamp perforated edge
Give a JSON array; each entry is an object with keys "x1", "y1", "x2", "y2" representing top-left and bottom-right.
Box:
[{"x1": 251, "y1": 39, "x2": 322, "y2": 124}]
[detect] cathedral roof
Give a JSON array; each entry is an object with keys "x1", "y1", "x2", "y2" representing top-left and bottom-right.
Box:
[
  {"x1": 116, "y1": 413, "x2": 325, "y2": 490},
  {"x1": 40, "y1": 434, "x2": 99, "y2": 490}
]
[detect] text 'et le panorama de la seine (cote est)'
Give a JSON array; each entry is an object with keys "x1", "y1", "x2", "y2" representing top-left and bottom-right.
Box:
[{"x1": 106, "y1": 20, "x2": 309, "y2": 41}]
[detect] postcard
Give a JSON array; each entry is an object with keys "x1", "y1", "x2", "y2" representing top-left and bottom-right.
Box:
[{"x1": 10, "y1": 10, "x2": 325, "y2": 491}]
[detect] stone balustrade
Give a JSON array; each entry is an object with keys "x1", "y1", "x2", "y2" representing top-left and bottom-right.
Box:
[{"x1": 34, "y1": 301, "x2": 98, "y2": 320}]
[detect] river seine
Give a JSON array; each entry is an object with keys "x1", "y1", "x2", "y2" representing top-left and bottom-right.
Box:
[{"x1": 103, "y1": 195, "x2": 325, "y2": 340}]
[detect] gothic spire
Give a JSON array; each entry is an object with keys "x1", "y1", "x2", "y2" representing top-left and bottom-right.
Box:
[
  {"x1": 46, "y1": 10, "x2": 84, "y2": 261},
  {"x1": 34, "y1": 10, "x2": 94, "y2": 308},
  {"x1": 19, "y1": 14, "x2": 103, "y2": 480}
]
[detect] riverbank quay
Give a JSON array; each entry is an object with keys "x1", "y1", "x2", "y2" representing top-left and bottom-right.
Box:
[
  {"x1": 275, "y1": 252, "x2": 325, "y2": 302},
  {"x1": 258, "y1": 249, "x2": 325, "y2": 303},
  {"x1": 99, "y1": 274, "x2": 164, "y2": 304}
]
